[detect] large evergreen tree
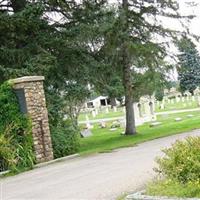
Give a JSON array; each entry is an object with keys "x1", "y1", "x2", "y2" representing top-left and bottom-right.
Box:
[
  {"x1": 95, "y1": 0, "x2": 192, "y2": 135},
  {"x1": 177, "y1": 36, "x2": 200, "y2": 94}
]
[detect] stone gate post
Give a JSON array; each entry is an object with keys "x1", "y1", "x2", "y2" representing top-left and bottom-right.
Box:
[{"x1": 12, "y1": 76, "x2": 53, "y2": 163}]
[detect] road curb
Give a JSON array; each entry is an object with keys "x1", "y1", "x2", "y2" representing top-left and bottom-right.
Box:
[
  {"x1": 34, "y1": 153, "x2": 80, "y2": 169},
  {"x1": 126, "y1": 191, "x2": 200, "y2": 200},
  {"x1": 0, "y1": 170, "x2": 10, "y2": 177}
]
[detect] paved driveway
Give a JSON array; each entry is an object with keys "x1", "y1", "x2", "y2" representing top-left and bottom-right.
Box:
[{"x1": 1, "y1": 130, "x2": 200, "y2": 200}]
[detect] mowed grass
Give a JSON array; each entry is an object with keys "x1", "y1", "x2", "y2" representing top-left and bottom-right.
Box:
[
  {"x1": 146, "y1": 179, "x2": 200, "y2": 198},
  {"x1": 79, "y1": 111, "x2": 200, "y2": 155}
]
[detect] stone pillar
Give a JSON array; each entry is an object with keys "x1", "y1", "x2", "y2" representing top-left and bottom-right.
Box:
[{"x1": 12, "y1": 76, "x2": 53, "y2": 163}]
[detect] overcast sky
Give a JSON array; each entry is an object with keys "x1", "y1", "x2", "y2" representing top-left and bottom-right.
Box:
[{"x1": 107, "y1": 0, "x2": 200, "y2": 80}]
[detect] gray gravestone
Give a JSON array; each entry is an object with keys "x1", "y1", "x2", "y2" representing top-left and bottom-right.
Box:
[{"x1": 81, "y1": 129, "x2": 92, "y2": 138}]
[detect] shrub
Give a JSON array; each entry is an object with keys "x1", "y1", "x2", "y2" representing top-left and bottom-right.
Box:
[
  {"x1": 0, "y1": 133, "x2": 15, "y2": 171},
  {"x1": 51, "y1": 120, "x2": 80, "y2": 159},
  {"x1": 0, "y1": 82, "x2": 35, "y2": 172},
  {"x1": 156, "y1": 136, "x2": 200, "y2": 183}
]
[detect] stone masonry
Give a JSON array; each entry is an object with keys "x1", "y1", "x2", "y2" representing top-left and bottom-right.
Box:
[{"x1": 12, "y1": 76, "x2": 53, "y2": 163}]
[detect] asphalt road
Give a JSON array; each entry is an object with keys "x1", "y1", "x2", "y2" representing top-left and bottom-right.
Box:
[{"x1": 1, "y1": 130, "x2": 200, "y2": 200}]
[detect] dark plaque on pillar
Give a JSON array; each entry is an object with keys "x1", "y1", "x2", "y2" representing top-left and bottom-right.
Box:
[{"x1": 14, "y1": 89, "x2": 27, "y2": 114}]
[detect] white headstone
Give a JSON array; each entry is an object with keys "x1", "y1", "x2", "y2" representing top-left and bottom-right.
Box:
[
  {"x1": 176, "y1": 97, "x2": 180, "y2": 103},
  {"x1": 160, "y1": 104, "x2": 165, "y2": 110},
  {"x1": 85, "y1": 114, "x2": 89, "y2": 121},
  {"x1": 86, "y1": 122, "x2": 93, "y2": 129},
  {"x1": 192, "y1": 96, "x2": 195, "y2": 101},
  {"x1": 92, "y1": 110, "x2": 96, "y2": 118},
  {"x1": 100, "y1": 121, "x2": 106, "y2": 128},
  {"x1": 175, "y1": 118, "x2": 182, "y2": 122},
  {"x1": 113, "y1": 106, "x2": 117, "y2": 112},
  {"x1": 81, "y1": 129, "x2": 92, "y2": 138}
]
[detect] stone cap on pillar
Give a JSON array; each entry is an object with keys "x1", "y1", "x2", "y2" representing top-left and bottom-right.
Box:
[{"x1": 10, "y1": 76, "x2": 45, "y2": 84}]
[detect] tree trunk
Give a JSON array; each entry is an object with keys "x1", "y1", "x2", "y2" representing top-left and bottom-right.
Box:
[
  {"x1": 122, "y1": 0, "x2": 137, "y2": 135},
  {"x1": 110, "y1": 97, "x2": 117, "y2": 108},
  {"x1": 123, "y1": 63, "x2": 136, "y2": 135}
]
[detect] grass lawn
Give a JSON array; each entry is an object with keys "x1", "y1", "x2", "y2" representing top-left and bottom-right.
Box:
[
  {"x1": 79, "y1": 111, "x2": 200, "y2": 155},
  {"x1": 146, "y1": 179, "x2": 200, "y2": 198}
]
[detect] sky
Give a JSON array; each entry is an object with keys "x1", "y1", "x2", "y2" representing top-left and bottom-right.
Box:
[{"x1": 107, "y1": 0, "x2": 200, "y2": 80}]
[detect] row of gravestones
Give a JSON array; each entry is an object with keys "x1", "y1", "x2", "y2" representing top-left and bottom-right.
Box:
[
  {"x1": 85, "y1": 106, "x2": 123, "y2": 119},
  {"x1": 157, "y1": 95, "x2": 200, "y2": 110},
  {"x1": 85, "y1": 102, "x2": 155, "y2": 121}
]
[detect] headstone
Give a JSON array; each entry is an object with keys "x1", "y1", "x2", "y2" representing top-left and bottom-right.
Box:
[
  {"x1": 63, "y1": 114, "x2": 68, "y2": 120},
  {"x1": 176, "y1": 97, "x2": 180, "y2": 103},
  {"x1": 182, "y1": 97, "x2": 185, "y2": 102},
  {"x1": 111, "y1": 121, "x2": 120, "y2": 128},
  {"x1": 95, "y1": 109, "x2": 98, "y2": 115},
  {"x1": 81, "y1": 129, "x2": 92, "y2": 138},
  {"x1": 149, "y1": 102, "x2": 154, "y2": 115},
  {"x1": 105, "y1": 107, "x2": 109, "y2": 114},
  {"x1": 134, "y1": 103, "x2": 140, "y2": 119},
  {"x1": 192, "y1": 96, "x2": 195, "y2": 101},
  {"x1": 123, "y1": 107, "x2": 126, "y2": 113},
  {"x1": 86, "y1": 122, "x2": 93, "y2": 129},
  {"x1": 175, "y1": 118, "x2": 182, "y2": 122},
  {"x1": 151, "y1": 115, "x2": 157, "y2": 121},
  {"x1": 149, "y1": 122, "x2": 162, "y2": 127},
  {"x1": 113, "y1": 106, "x2": 117, "y2": 112},
  {"x1": 99, "y1": 121, "x2": 106, "y2": 128},
  {"x1": 110, "y1": 128, "x2": 117, "y2": 131},
  {"x1": 119, "y1": 119, "x2": 126, "y2": 128},
  {"x1": 160, "y1": 104, "x2": 165, "y2": 110},
  {"x1": 92, "y1": 110, "x2": 96, "y2": 118}
]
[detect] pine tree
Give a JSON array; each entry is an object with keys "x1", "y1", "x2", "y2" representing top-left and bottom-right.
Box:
[
  {"x1": 177, "y1": 36, "x2": 200, "y2": 94},
  {"x1": 97, "y1": 0, "x2": 192, "y2": 135}
]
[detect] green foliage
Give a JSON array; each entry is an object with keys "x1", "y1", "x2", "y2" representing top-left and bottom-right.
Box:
[
  {"x1": 155, "y1": 89, "x2": 164, "y2": 101},
  {"x1": 147, "y1": 179, "x2": 200, "y2": 198},
  {"x1": 51, "y1": 121, "x2": 80, "y2": 159},
  {"x1": 0, "y1": 133, "x2": 15, "y2": 171},
  {"x1": 156, "y1": 136, "x2": 200, "y2": 184},
  {"x1": 0, "y1": 82, "x2": 35, "y2": 172},
  {"x1": 177, "y1": 36, "x2": 200, "y2": 94}
]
